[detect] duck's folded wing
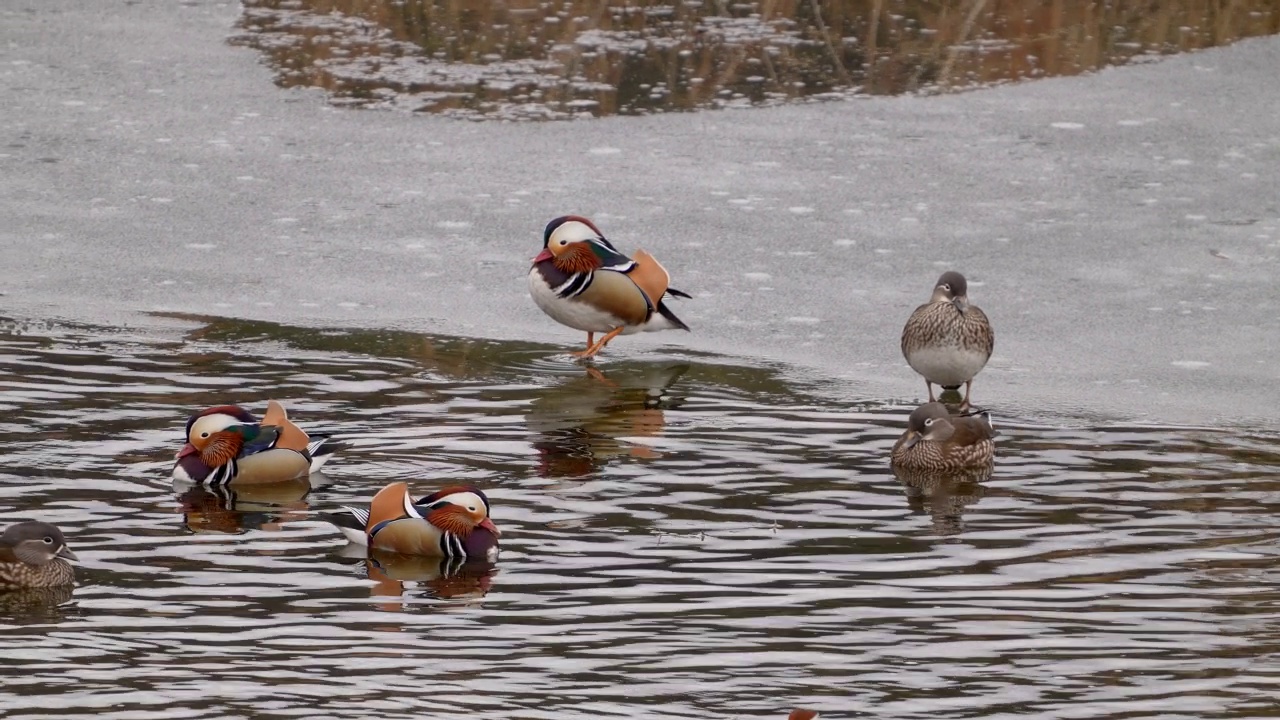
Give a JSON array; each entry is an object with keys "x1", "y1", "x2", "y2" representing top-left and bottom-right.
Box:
[
  {"x1": 261, "y1": 400, "x2": 313, "y2": 453},
  {"x1": 624, "y1": 249, "x2": 672, "y2": 308}
]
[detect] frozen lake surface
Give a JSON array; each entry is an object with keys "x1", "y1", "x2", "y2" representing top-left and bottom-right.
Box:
[{"x1": 0, "y1": 1, "x2": 1277, "y2": 425}]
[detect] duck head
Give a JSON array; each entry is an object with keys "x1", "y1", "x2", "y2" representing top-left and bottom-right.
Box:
[
  {"x1": 930, "y1": 270, "x2": 970, "y2": 314},
  {"x1": 177, "y1": 405, "x2": 278, "y2": 467},
  {"x1": 419, "y1": 485, "x2": 501, "y2": 539},
  {"x1": 534, "y1": 215, "x2": 627, "y2": 273},
  {"x1": 2, "y1": 521, "x2": 78, "y2": 564},
  {"x1": 901, "y1": 401, "x2": 957, "y2": 449}
]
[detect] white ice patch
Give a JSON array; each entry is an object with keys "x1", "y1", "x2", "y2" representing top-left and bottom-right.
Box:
[
  {"x1": 436, "y1": 220, "x2": 471, "y2": 229},
  {"x1": 743, "y1": 272, "x2": 771, "y2": 282},
  {"x1": 788, "y1": 206, "x2": 814, "y2": 214},
  {"x1": 588, "y1": 146, "x2": 621, "y2": 155},
  {"x1": 1050, "y1": 122, "x2": 1085, "y2": 130},
  {"x1": 1171, "y1": 360, "x2": 1210, "y2": 369}
]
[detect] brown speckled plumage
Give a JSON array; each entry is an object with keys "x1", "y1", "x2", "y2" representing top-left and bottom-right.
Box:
[
  {"x1": 0, "y1": 522, "x2": 78, "y2": 590},
  {"x1": 891, "y1": 402, "x2": 996, "y2": 472},
  {"x1": 901, "y1": 271, "x2": 994, "y2": 405}
]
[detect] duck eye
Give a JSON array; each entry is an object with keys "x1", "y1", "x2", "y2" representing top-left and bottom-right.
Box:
[
  {"x1": 467, "y1": 506, "x2": 476, "y2": 512},
  {"x1": 200, "y1": 432, "x2": 210, "y2": 438},
  {"x1": 924, "y1": 418, "x2": 934, "y2": 426},
  {"x1": 42, "y1": 536, "x2": 54, "y2": 544}
]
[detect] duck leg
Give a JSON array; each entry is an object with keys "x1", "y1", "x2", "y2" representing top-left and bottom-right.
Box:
[
  {"x1": 925, "y1": 379, "x2": 936, "y2": 403},
  {"x1": 578, "y1": 327, "x2": 625, "y2": 359},
  {"x1": 569, "y1": 332, "x2": 596, "y2": 358},
  {"x1": 962, "y1": 380, "x2": 973, "y2": 408}
]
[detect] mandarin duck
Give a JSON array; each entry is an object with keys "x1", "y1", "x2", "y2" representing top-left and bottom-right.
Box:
[
  {"x1": 0, "y1": 521, "x2": 78, "y2": 589},
  {"x1": 172, "y1": 400, "x2": 343, "y2": 486},
  {"x1": 789, "y1": 711, "x2": 819, "y2": 720},
  {"x1": 890, "y1": 402, "x2": 996, "y2": 471},
  {"x1": 901, "y1": 271, "x2": 994, "y2": 407},
  {"x1": 326, "y1": 482, "x2": 500, "y2": 562},
  {"x1": 528, "y1": 215, "x2": 691, "y2": 358}
]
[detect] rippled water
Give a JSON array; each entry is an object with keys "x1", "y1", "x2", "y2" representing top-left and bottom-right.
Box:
[
  {"x1": 230, "y1": 0, "x2": 1280, "y2": 119},
  {"x1": 2, "y1": 314, "x2": 1279, "y2": 719}
]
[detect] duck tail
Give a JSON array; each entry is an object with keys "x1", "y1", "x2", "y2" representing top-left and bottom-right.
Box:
[
  {"x1": 325, "y1": 507, "x2": 370, "y2": 545},
  {"x1": 656, "y1": 301, "x2": 691, "y2": 332}
]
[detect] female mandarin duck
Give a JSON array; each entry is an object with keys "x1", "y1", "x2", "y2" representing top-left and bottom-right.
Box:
[
  {"x1": 172, "y1": 400, "x2": 342, "y2": 486},
  {"x1": 901, "y1": 271, "x2": 994, "y2": 407},
  {"x1": 891, "y1": 402, "x2": 996, "y2": 472},
  {"x1": 0, "y1": 521, "x2": 78, "y2": 589},
  {"x1": 528, "y1": 215, "x2": 691, "y2": 358},
  {"x1": 327, "y1": 482, "x2": 500, "y2": 562}
]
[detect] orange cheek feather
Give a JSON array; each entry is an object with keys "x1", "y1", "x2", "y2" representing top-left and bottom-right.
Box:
[{"x1": 553, "y1": 244, "x2": 602, "y2": 274}]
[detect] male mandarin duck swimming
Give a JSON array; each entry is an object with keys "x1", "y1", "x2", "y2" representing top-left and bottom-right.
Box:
[
  {"x1": 901, "y1": 271, "x2": 994, "y2": 407},
  {"x1": 0, "y1": 521, "x2": 78, "y2": 589},
  {"x1": 890, "y1": 401, "x2": 996, "y2": 471},
  {"x1": 326, "y1": 482, "x2": 500, "y2": 562},
  {"x1": 172, "y1": 400, "x2": 343, "y2": 486},
  {"x1": 528, "y1": 215, "x2": 691, "y2": 358}
]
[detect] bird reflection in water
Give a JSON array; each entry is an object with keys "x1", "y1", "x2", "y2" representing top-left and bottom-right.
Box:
[
  {"x1": 335, "y1": 543, "x2": 496, "y2": 610},
  {"x1": 0, "y1": 584, "x2": 76, "y2": 622},
  {"x1": 174, "y1": 475, "x2": 321, "y2": 534},
  {"x1": 526, "y1": 364, "x2": 689, "y2": 479},
  {"x1": 892, "y1": 464, "x2": 993, "y2": 535}
]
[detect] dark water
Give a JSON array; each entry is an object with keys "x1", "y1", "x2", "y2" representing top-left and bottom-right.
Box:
[
  {"x1": 2, "y1": 315, "x2": 1279, "y2": 719},
  {"x1": 230, "y1": 0, "x2": 1280, "y2": 119}
]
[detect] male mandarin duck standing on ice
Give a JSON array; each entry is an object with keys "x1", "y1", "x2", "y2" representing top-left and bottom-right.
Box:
[
  {"x1": 528, "y1": 215, "x2": 691, "y2": 358},
  {"x1": 172, "y1": 400, "x2": 343, "y2": 486},
  {"x1": 326, "y1": 482, "x2": 500, "y2": 562}
]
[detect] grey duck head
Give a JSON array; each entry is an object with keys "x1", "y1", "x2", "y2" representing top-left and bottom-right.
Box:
[
  {"x1": 929, "y1": 271, "x2": 970, "y2": 314},
  {"x1": 1, "y1": 521, "x2": 78, "y2": 565},
  {"x1": 902, "y1": 402, "x2": 957, "y2": 449}
]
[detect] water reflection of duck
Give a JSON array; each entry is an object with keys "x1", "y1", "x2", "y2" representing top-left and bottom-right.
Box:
[
  {"x1": 891, "y1": 402, "x2": 996, "y2": 471},
  {"x1": 361, "y1": 547, "x2": 496, "y2": 602},
  {"x1": 175, "y1": 476, "x2": 314, "y2": 534},
  {"x1": 526, "y1": 364, "x2": 688, "y2": 478},
  {"x1": 0, "y1": 584, "x2": 77, "y2": 623},
  {"x1": 893, "y1": 464, "x2": 993, "y2": 535}
]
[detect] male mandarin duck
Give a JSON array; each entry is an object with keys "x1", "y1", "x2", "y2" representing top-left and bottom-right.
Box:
[
  {"x1": 172, "y1": 400, "x2": 343, "y2": 486},
  {"x1": 326, "y1": 482, "x2": 500, "y2": 562},
  {"x1": 528, "y1": 215, "x2": 691, "y2": 358},
  {"x1": 901, "y1": 271, "x2": 994, "y2": 407},
  {"x1": 0, "y1": 521, "x2": 78, "y2": 589},
  {"x1": 890, "y1": 402, "x2": 996, "y2": 471}
]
